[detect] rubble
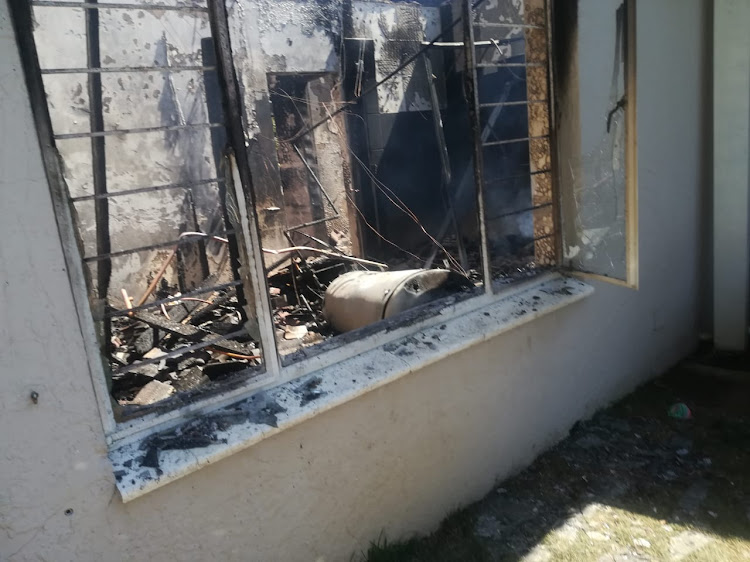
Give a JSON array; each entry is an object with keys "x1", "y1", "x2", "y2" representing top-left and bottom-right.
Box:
[
  {"x1": 109, "y1": 285, "x2": 261, "y2": 409},
  {"x1": 284, "y1": 325, "x2": 309, "y2": 340},
  {"x1": 267, "y1": 256, "x2": 354, "y2": 356},
  {"x1": 128, "y1": 380, "x2": 175, "y2": 406}
]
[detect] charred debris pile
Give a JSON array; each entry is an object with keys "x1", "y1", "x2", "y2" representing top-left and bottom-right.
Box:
[{"x1": 108, "y1": 247, "x2": 478, "y2": 414}]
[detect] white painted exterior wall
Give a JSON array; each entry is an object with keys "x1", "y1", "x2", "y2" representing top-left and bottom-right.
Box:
[
  {"x1": 713, "y1": 0, "x2": 750, "y2": 351},
  {"x1": 0, "y1": 1, "x2": 709, "y2": 560}
]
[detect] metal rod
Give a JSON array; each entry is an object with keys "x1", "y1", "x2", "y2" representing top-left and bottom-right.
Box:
[
  {"x1": 479, "y1": 100, "x2": 547, "y2": 108},
  {"x1": 292, "y1": 144, "x2": 340, "y2": 216},
  {"x1": 474, "y1": 22, "x2": 545, "y2": 30},
  {"x1": 486, "y1": 202, "x2": 553, "y2": 221},
  {"x1": 54, "y1": 122, "x2": 224, "y2": 140},
  {"x1": 483, "y1": 169, "x2": 551, "y2": 185},
  {"x1": 112, "y1": 329, "x2": 249, "y2": 375},
  {"x1": 41, "y1": 65, "x2": 216, "y2": 74},
  {"x1": 263, "y1": 246, "x2": 387, "y2": 269},
  {"x1": 422, "y1": 40, "x2": 512, "y2": 47},
  {"x1": 342, "y1": 38, "x2": 531, "y2": 46},
  {"x1": 423, "y1": 51, "x2": 467, "y2": 271},
  {"x1": 462, "y1": 0, "x2": 492, "y2": 292},
  {"x1": 284, "y1": 216, "x2": 335, "y2": 232},
  {"x1": 71, "y1": 177, "x2": 223, "y2": 202},
  {"x1": 106, "y1": 280, "x2": 241, "y2": 318},
  {"x1": 82, "y1": 229, "x2": 234, "y2": 262},
  {"x1": 476, "y1": 62, "x2": 545, "y2": 68},
  {"x1": 287, "y1": 230, "x2": 338, "y2": 252},
  {"x1": 423, "y1": 53, "x2": 452, "y2": 185},
  {"x1": 86, "y1": 0, "x2": 112, "y2": 345},
  {"x1": 32, "y1": 1, "x2": 208, "y2": 12},
  {"x1": 482, "y1": 134, "x2": 549, "y2": 148}
]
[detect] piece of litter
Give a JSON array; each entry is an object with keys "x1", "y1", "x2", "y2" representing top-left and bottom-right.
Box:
[
  {"x1": 708, "y1": 511, "x2": 718, "y2": 518},
  {"x1": 676, "y1": 448, "x2": 689, "y2": 456},
  {"x1": 284, "y1": 325, "x2": 308, "y2": 340},
  {"x1": 633, "y1": 538, "x2": 651, "y2": 548},
  {"x1": 127, "y1": 380, "x2": 174, "y2": 405},
  {"x1": 143, "y1": 348, "x2": 167, "y2": 360},
  {"x1": 668, "y1": 402, "x2": 692, "y2": 419}
]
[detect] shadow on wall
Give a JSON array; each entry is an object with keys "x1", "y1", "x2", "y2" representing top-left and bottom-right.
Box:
[{"x1": 359, "y1": 368, "x2": 750, "y2": 561}]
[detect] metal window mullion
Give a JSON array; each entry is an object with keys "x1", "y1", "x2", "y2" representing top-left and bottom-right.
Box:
[
  {"x1": 85, "y1": 0, "x2": 113, "y2": 346},
  {"x1": 207, "y1": 0, "x2": 281, "y2": 380},
  {"x1": 462, "y1": 0, "x2": 492, "y2": 293},
  {"x1": 226, "y1": 156, "x2": 281, "y2": 377}
]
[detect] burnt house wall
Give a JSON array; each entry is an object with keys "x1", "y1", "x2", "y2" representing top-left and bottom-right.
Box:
[{"x1": 0, "y1": 1, "x2": 714, "y2": 560}]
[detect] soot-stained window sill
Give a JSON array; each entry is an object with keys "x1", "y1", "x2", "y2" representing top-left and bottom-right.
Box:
[{"x1": 110, "y1": 273, "x2": 593, "y2": 502}]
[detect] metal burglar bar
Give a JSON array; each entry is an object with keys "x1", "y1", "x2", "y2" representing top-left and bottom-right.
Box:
[
  {"x1": 32, "y1": 1, "x2": 209, "y2": 12},
  {"x1": 471, "y1": 0, "x2": 556, "y2": 282},
  {"x1": 27, "y1": 0, "x2": 268, "y2": 418},
  {"x1": 70, "y1": 178, "x2": 225, "y2": 202},
  {"x1": 54, "y1": 122, "x2": 225, "y2": 140},
  {"x1": 41, "y1": 65, "x2": 217, "y2": 74},
  {"x1": 85, "y1": 0, "x2": 111, "y2": 347}
]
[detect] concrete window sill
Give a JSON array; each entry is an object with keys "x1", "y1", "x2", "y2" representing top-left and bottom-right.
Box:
[{"x1": 109, "y1": 273, "x2": 594, "y2": 502}]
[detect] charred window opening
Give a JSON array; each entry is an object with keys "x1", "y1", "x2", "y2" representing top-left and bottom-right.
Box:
[
  {"x1": 25, "y1": 0, "x2": 267, "y2": 421},
  {"x1": 241, "y1": 0, "x2": 557, "y2": 361},
  {"x1": 19, "y1": 0, "x2": 569, "y2": 421}
]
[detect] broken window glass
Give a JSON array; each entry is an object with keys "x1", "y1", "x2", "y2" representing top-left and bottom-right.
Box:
[{"x1": 559, "y1": 0, "x2": 631, "y2": 282}]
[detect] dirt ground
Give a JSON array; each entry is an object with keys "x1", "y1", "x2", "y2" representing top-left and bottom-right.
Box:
[{"x1": 360, "y1": 364, "x2": 750, "y2": 561}]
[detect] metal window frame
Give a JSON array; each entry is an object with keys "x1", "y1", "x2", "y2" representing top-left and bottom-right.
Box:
[
  {"x1": 11, "y1": 0, "x2": 283, "y2": 444},
  {"x1": 551, "y1": 0, "x2": 639, "y2": 289},
  {"x1": 11, "y1": 0, "x2": 566, "y2": 447}
]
